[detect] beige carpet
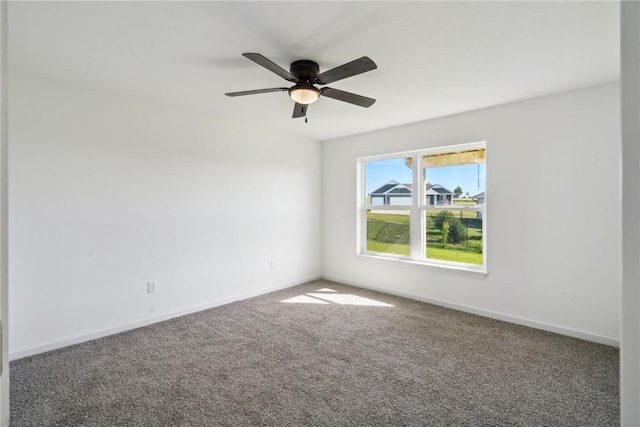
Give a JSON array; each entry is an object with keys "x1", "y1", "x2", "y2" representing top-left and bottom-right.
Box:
[{"x1": 11, "y1": 280, "x2": 619, "y2": 426}]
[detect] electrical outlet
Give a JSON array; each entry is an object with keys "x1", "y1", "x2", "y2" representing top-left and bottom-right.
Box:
[{"x1": 147, "y1": 281, "x2": 157, "y2": 293}]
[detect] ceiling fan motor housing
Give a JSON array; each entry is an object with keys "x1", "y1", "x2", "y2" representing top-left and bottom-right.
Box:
[{"x1": 290, "y1": 60, "x2": 320, "y2": 82}]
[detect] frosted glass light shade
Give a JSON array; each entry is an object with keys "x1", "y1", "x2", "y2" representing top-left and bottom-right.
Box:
[{"x1": 289, "y1": 87, "x2": 320, "y2": 105}]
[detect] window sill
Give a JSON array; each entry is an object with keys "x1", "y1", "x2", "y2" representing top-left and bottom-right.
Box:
[{"x1": 357, "y1": 253, "x2": 488, "y2": 279}]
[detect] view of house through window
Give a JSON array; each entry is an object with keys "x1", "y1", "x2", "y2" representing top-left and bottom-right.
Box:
[{"x1": 361, "y1": 143, "x2": 486, "y2": 270}]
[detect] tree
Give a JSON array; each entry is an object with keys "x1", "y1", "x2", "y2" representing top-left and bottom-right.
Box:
[
  {"x1": 454, "y1": 186, "x2": 463, "y2": 198},
  {"x1": 433, "y1": 211, "x2": 467, "y2": 244},
  {"x1": 465, "y1": 191, "x2": 469, "y2": 198},
  {"x1": 434, "y1": 210, "x2": 454, "y2": 230},
  {"x1": 446, "y1": 217, "x2": 468, "y2": 244},
  {"x1": 441, "y1": 221, "x2": 450, "y2": 247}
]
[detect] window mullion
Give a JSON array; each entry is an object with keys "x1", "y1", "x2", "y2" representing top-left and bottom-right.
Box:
[
  {"x1": 358, "y1": 159, "x2": 367, "y2": 254},
  {"x1": 410, "y1": 154, "x2": 423, "y2": 259}
]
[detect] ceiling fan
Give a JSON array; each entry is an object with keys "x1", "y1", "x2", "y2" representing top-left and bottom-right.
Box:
[{"x1": 225, "y1": 53, "x2": 377, "y2": 120}]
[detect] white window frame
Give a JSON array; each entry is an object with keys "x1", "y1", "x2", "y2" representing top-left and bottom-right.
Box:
[{"x1": 357, "y1": 141, "x2": 487, "y2": 275}]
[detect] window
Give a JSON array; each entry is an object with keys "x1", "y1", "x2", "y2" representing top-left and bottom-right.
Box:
[{"x1": 359, "y1": 142, "x2": 486, "y2": 272}]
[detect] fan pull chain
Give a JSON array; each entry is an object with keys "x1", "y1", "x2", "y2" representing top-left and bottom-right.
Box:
[{"x1": 305, "y1": 117, "x2": 308, "y2": 123}]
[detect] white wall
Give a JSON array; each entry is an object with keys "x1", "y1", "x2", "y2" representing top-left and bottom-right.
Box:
[
  {"x1": 323, "y1": 83, "x2": 620, "y2": 345},
  {"x1": 621, "y1": 1, "x2": 640, "y2": 424},
  {"x1": 0, "y1": 2, "x2": 8, "y2": 425},
  {"x1": 9, "y1": 74, "x2": 322, "y2": 358}
]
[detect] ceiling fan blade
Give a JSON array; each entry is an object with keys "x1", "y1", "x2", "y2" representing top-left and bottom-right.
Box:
[
  {"x1": 225, "y1": 88, "x2": 289, "y2": 97},
  {"x1": 320, "y1": 87, "x2": 376, "y2": 108},
  {"x1": 315, "y1": 56, "x2": 377, "y2": 85},
  {"x1": 292, "y1": 102, "x2": 308, "y2": 118},
  {"x1": 243, "y1": 53, "x2": 297, "y2": 82}
]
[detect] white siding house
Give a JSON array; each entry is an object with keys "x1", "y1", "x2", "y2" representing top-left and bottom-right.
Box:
[
  {"x1": 369, "y1": 181, "x2": 454, "y2": 205},
  {"x1": 369, "y1": 180, "x2": 413, "y2": 205},
  {"x1": 425, "y1": 184, "x2": 454, "y2": 205}
]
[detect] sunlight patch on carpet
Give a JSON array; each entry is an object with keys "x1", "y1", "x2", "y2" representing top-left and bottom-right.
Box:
[
  {"x1": 280, "y1": 295, "x2": 331, "y2": 304},
  {"x1": 306, "y1": 293, "x2": 394, "y2": 307},
  {"x1": 281, "y1": 291, "x2": 393, "y2": 307}
]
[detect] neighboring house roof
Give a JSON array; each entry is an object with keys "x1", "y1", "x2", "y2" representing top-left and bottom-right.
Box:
[
  {"x1": 389, "y1": 187, "x2": 411, "y2": 194},
  {"x1": 371, "y1": 182, "x2": 398, "y2": 195},
  {"x1": 370, "y1": 180, "x2": 412, "y2": 195},
  {"x1": 425, "y1": 183, "x2": 454, "y2": 195},
  {"x1": 473, "y1": 191, "x2": 485, "y2": 198}
]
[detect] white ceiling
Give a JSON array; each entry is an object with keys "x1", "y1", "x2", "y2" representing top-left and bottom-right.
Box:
[{"x1": 8, "y1": 1, "x2": 619, "y2": 142}]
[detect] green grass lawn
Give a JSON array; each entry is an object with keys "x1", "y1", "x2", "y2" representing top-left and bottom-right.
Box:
[
  {"x1": 367, "y1": 212, "x2": 411, "y2": 249},
  {"x1": 366, "y1": 210, "x2": 483, "y2": 264},
  {"x1": 366, "y1": 240, "x2": 483, "y2": 264},
  {"x1": 367, "y1": 212, "x2": 410, "y2": 224},
  {"x1": 367, "y1": 240, "x2": 410, "y2": 256},
  {"x1": 426, "y1": 247, "x2": 483, "y2": 265},
  {"x1": 452, "y1": 198, "x2": 478, "y2": 206}
]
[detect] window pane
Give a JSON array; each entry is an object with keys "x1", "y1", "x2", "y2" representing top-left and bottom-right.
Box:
[
  {"x1": 366, "y1": 209, "x2": 410, "y2": 256},
  {"x1": 422, "y1": 149, "x2": 485, "y2": 205},
  {"x1": 366, "y1": 158, "x2": 413, "y2": 206},
  {"x1": 425, "y1": 210, "x2": 483, "y2": 265}
]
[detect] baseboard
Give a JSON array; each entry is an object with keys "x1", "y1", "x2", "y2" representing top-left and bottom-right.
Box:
[
  {"x1": 322, "y1": 275, "x2": 620, "y2": 348},
  {"x1": 10, "y1": 275, "x2": 322, "y2": 361}
]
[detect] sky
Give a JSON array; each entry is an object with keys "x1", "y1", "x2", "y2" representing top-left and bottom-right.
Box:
[{"x1": 366, "y1": 157, "x2": 486, "y2": 197}]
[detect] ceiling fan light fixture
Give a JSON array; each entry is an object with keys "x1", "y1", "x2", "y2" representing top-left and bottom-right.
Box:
[{"x1": 289, "y1": 85, "x2": 320, "y2": 105}]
